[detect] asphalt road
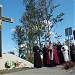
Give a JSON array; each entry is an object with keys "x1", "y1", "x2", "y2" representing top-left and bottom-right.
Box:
[{"x1": 0, "y1": 65, "x2": 75, "y2": 75}]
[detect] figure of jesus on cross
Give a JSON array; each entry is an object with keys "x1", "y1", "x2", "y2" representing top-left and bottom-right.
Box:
[{"x1": 0, "y1": 4, "x2": 13, "y2": 58}]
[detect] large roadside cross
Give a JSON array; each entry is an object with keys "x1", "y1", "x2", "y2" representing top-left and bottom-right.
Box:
[{"x1": 0, "y1": 4, "x2": 13, "y2": 58}]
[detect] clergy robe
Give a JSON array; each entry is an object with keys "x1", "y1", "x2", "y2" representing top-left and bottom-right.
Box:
[
  {"x1": 57, "y1": 44, "x2": 64, "y2": 64},
  {"x1": 53, "y1": 46, "x2": 60, "y2": 65},
  {"x1": 33, "y1": 46, "x2": 42, "y2": 68},
  {"x1": 46, "y1": 45, "x2": 60, "y2": 67},
  {"x1": 61, "y1": 45, "x2": 70, "y2": 62},
  {"x1": 42, "y1": 46, "x2": 47, "y2": 67},
  {"x1": 46, "y1": 46, "x2": 56, "y2": 67},
  {"x1": 70, "y1": 45, "x2": 75, "y2": 62}
]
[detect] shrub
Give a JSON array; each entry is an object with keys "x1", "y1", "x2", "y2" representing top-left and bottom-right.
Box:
[
  {"x1": 63, "y1": 61, "x2": 74, "y2": 70},
  {"x1": 27, "y1": 57, "x2": 34, "y2": 64}
]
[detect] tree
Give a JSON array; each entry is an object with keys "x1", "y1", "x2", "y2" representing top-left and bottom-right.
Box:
[
  {"x1": 20, "y1": 0, "x2": 64, "y2": 48},
  {"x1": 20, "y1": 0, "x2": 40, "y2": 54},
  {"x1": 12, "y1": 26, "x2": 26, "y2": 57},
  {"x1": 8, "y1": 51, "x2": 15, "y2": 55},
  {"x1": 38, "y1": 0, "x2": 64, "y2": 44}
]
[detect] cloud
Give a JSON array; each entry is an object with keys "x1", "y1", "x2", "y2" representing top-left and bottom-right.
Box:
[
  {"x1": 12, "y1": 48, "x2": 18, "y2": 51},
  {"x1": 11, "y1": 29, "x2": 16, "y2": 32},
  {"x1": 2, "y1": 48, "x2": 7, "y2": 54}
]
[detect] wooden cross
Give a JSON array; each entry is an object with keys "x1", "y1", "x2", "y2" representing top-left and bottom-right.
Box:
[{"x1": 0, "y1": 4, "x2": 13, "y2": 58}]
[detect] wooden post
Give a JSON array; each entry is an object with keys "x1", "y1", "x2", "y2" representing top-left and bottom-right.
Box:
[{"x1": 0, "y1": 4, "x2": 2, "y2": 58}]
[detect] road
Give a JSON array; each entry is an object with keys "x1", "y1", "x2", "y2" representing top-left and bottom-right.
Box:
[{"x1": 0, "y1": 65, "x2": 75, "y2": 75}]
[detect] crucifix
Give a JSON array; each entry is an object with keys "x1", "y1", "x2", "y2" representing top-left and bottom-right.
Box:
[{"x1": 0, "y1": 4, "x2": 13, "y2": 58}]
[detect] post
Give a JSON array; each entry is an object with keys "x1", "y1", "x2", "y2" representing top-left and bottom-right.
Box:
[
  {"x1": 67, "y1": 28, "x2": 71, "y2": 60},
  {"x1": 65, "y1": 27, "x2": 72, "y2": 61},
  {"x1": 0, "y1": 4, "x2": 2, "y2": 58}
]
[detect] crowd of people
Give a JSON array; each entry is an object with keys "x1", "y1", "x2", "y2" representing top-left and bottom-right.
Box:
[{"x1": 33, "y1": 42, "x2": 75, "y2": 68}]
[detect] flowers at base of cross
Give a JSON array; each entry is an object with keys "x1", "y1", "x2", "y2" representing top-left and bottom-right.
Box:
[
  {"x1": 5, "y1": 60, "x2": 26, "y2": 69},
  {"x1": 15, "y1": 61, "x2": 26, "y2": 67},
  {"x1": 15, "y1": 61, "x2": 22, "y2": 67},
  {"x1": 5, "y1": 60, "x2": 16, "y2": 68}
]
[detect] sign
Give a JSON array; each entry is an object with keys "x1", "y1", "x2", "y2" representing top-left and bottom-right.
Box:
[{"x1": 65, "y1": 27, "x2": 72, "y2": 36}]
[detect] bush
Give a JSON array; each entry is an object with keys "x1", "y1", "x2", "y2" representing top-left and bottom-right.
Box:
[
  {"x1": 27, "y1": 57, "x2": 34, "y2": 64},
  {"x1": 63, "y1": 61, "x2": 74, "y2": 70}
]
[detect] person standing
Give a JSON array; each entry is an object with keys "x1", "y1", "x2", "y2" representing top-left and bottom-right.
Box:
[
  {"x1": 33, "y1": 43, "x2": 42, "y2": 68},
  {"x1": 70, "y1": 42, "x2": 75, "y2": 64},
  {"x1": 46, "y1": 42, "x2": 56, "y2": 67},
  {"x1": 53, "y1": 44, "x2": 60, "y2": 65},
  {"x1": 61, "y1": 42, "x2": 70, "y2": 62},
  {"x1": 42, "y1": 44, "x2": 47, "y2": 67},
  {"x1": 57, "y1": 42, "x2": 64, "y2": 64}
]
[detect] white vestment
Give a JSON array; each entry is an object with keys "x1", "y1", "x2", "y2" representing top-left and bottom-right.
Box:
[
  {"x1": 49, "y1": 46, "x2": 53, "y2": 60},
  {"x1": 61, "y1": 45, "x2": 70, "y2": 61}
]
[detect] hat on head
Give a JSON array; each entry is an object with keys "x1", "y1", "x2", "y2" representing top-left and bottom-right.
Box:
[{"x1": 49, "y1": 42, "x2": 52, "y2": 45}]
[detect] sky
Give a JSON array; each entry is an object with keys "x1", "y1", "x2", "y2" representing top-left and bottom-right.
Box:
[
  {"x1": 50, "y1": 0, "x2": 74, "y2": 43},
  {"x1": 0, "y1": 0, "x2": 74, "y2": 54}
]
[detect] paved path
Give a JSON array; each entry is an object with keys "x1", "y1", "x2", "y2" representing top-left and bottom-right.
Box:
[{"x1": 0, "y1": 65, "x2": 75, "y2": 75}]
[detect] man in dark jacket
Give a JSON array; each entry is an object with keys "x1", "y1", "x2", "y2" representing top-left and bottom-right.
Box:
[
  {"x1": 42, "y1": 44, "x2": 47, "y2": 67},
  {"x1": 70, "y1": 42, "x2": 75, "y2": 63},
  {"x1": 57, "y1": 42, "x2": 64, "y2": 64}
]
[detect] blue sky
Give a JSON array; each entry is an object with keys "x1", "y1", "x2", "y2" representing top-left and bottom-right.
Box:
[
  {"x1": 50, "y1": 0, "x2": 74, "y2": 43},
  {"x1": 0, "y1": 0, "x2": 74, "y2": 54}
]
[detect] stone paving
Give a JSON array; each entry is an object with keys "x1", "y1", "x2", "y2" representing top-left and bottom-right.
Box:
[{"x1": 0, "y1": 65, "x2": 75, "y2": 75}]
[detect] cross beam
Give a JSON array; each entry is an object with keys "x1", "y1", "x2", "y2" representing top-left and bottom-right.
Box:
[
  {"x1": 2, "y1": 16, "x2": 13, "y2": 23},
  {"x1": 0, "y1": 4, "x2": 13, "y2": 58}
]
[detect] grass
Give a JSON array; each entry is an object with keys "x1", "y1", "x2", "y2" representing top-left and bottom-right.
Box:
[{"x1": 0, "y1": 67, "x2": 34, "y2": 74}]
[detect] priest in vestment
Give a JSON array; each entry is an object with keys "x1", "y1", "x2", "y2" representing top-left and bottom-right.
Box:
[
  {"x1": 57, "y1": 42, "x2": 64, "y2": 64},
  {"x1": 61, "y1": 42, "x2": 70, "y2": 62},
  {"x1": 46, "y1": 42, "x2": 60, "y2": 67},
  {"x1": 33, "y1": 43, "x2": 42, "y2": 68}
]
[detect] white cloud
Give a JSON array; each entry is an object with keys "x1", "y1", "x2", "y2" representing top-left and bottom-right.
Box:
[
  {"x1": 11, "y1": 29, "x2": 16, "y2": 32},
  {"x1": 12, "y1": 48, "x2": 18, "y2": 51},
  {"x1": 2, "y1": 48, "x2": 7, "y2": 54}
]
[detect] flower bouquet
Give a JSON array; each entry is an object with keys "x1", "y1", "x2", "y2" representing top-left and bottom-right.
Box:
[{"x1": 5, "y1": 60, "x2": 16, "y2": 68}]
